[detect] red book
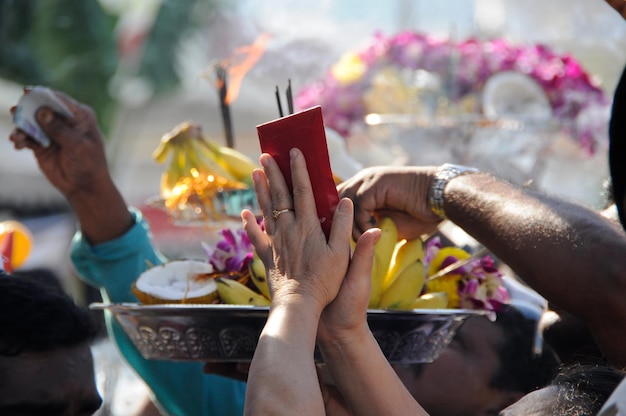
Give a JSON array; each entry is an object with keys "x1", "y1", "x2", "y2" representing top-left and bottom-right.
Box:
[{"x1": 256, "y1": 106, "x2": 339, "y2": 239}]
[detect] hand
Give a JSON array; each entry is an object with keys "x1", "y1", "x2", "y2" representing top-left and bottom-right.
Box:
[
  {"x1": 605, "y1": 0, "x2": 626, "y2": 19},
  {"x1": 242, "y1": 148, "x2": 356, "y2": 314},
  {"x1": 337, "y1": 165, "x2": 441, "y2": 240},
  {"x1": 317, "y1": 224, "x2": 379, "y2": 348},
  {"x1": 9, "y1": 89, "x2": 110, "y2": 199},
  {"x1": 9, "y1": 88, "x2": 132, "y2": 244}
]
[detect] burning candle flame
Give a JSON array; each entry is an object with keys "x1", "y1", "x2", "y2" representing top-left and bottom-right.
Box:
[{"x1": 219, "y1": 33, "x2": 272, "y2": 104}]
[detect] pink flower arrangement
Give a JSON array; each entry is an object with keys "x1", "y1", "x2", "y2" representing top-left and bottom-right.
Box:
[
  {"x1": 296, "y1": 30, "x2": 610, "y2": 155},
  {"x1": 424, "y1": 237, "x2": 510, "y2": 312},
  {"x1": 203, "y1": 228, "x2": 254, "y2": 274}
]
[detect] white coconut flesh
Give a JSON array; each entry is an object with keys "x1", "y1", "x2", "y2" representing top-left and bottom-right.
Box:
[{"x1": 135, "y1": 260, "x2": 218, "y2": 300}]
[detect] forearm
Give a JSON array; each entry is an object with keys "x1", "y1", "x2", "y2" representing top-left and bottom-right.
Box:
[
  {"x1": 66, "y1": 175, "x2": 134, "y2": 244},
  {"x1": 245, "y1": 303, "x2": 325, "y2": 416},
  {"x1": 444, "y1": 172, "x2": 626, "y2": 364},
  {"x1": 318, "y1": 325, "x2": 428, "y2": 416}
]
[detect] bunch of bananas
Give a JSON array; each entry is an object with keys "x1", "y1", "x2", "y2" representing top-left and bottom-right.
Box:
[
  {"x1": 215, "y1": 252, "x2": 271, "y2": 306},
  {"x1": 215, "y1": 217, "x2": 449, "y2": 310},
  {"x1": 368, "y1": 217, "x2": 448, "y2": 310},
  {"x1": 152, "y1": 121, "x2": 259, "y2": 221}
]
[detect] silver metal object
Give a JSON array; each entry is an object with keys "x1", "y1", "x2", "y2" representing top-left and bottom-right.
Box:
[{"x1": 91, "y1": 303, "x2": 487, "y2": 364}]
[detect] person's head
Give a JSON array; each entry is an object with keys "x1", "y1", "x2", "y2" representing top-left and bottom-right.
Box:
[
  {"x1": 500, "y1": 362, "x2": 625, "y2": 415},
  {"x1": 0, "y1": 270, "x2": 102, "y2": 415},
  {"x1": 393, "y1": 305, "x2": 559, "y2": 416}
]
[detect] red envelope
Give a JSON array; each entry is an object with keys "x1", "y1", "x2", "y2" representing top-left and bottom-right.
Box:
[{"x1": 256, "y1": 106, "x2": 339, "y2": 239}]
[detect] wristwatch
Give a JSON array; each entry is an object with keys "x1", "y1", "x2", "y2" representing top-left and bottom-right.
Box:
[{"x1": 428, "y1": 163, "x2": 479, "y2": 219}]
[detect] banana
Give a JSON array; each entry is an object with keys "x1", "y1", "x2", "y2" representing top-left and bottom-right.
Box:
[
  {"x1": 216, "y1": 277, "x2": 271, "y2": 306},
  {"x1": 410, "y1": 291, "x2": 449, "y2": 309},
  {"x1": 202, "y1": 139, "x2": 258, "y2": 184},
  {"x1": 381, "y1": 237, "x2": 424, "y2": 293},
  {"x1": 424, "y1": 274, "x2": 462, "y2": 309},
  {"x1": 249, "y1": 252, "x2": 271, "y2": 299},
  {"x1": 160, "y1": 150, "x2": 184, "y2": 200},
  {"x1": 378, "y1": 260, "x2": 425, "y2": 310},
  {"x1": 152, "y1": 121, "x2": 200, "y2": 164},
  {"x1": 188, "y1": 138, "x2": 241, "y2": 184},
  {"x1": 371, "y1": 216, "x2": 398, "y2": 291}
]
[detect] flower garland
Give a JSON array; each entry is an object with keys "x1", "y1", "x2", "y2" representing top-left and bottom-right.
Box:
[
  {"x1": 295, "y1": 30, "x2": 610, "y2": 155},
  {"x1": 424, "y1": 237, "x2": 510, "y2": 312},
  {"x1": 203, "y1": 228, "x2": 254, "y2": 274},
  {"x1": 205, "y1": 224, "x2": 511, "y2": 312}
]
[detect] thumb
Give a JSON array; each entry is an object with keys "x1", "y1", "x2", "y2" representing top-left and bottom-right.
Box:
[{"x1": 345, "y1": 228, "x2": 381, "y2": 286}]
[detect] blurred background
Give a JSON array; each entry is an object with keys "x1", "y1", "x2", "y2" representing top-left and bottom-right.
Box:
[{"x1": 1, "y1": 1, "x2": 625, "y2": 413}]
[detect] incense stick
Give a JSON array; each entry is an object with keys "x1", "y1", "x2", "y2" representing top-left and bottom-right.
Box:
[
  {"x1": 275, "y1": 85, "x2": 284, "y2": 117},
  {"x1": 286, "y1": 79, "x2": 294, "y2": 115},
  {"x1": 216, "y1": 64, "x2": 234, "y2": 148}
]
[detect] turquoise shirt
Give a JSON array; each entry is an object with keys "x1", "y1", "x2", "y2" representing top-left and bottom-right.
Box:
[{"x1": 70, "y1": 209, "x2": 246, "y2": 416}]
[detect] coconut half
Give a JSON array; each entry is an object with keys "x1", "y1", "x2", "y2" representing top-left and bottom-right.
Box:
[{"x1": 132, "y1": 260, "x2": 219, "y2": 304}]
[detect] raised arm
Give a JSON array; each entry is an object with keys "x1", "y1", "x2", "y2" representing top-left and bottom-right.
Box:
[
  {"x1": 339, "y1": 165, "x2": 626, "y2": 367},
  {"x1": 444, "y1": 171, "x2": 626, "y2": 366},
  {"x1": 9, "y1": 89, "x2": 133, "y2": 244},
  {"x1": 244, "y1": 149, "x2": 427, "y2": 416}
]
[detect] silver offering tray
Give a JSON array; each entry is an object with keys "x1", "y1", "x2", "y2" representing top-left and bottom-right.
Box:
[{"x1": 91, "y1": 303, "x2": 488, "y2": 364}]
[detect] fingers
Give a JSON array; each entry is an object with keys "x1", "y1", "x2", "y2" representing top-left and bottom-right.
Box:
[
  {"x1": 346, "y1": 228, "x2": 381, "y2": 286},
  {"x1": 251, "y1": 167, "x2": 272, "y2": 222},
  {"x1": 33, "y1": 89, "x2": 99, "y2": 148},
  {"x1": 242, "y1": 209, "x2": 270, "y2": 262},
  {"x1": 252, "y1": 153, "x2": 294, "y2": 235},
  {"x1": 289, "y1": 148, "x2": 318, "y2": 223},
  {"x1": 35, "y1": 107, "x2": 89, "y2": 148},
  {"x1": 9, "y1": 128, "x2": 38, "y2": 150},
  {"x1": 261, "y1": 152, "x2": 292, "y2": 213},
  {"x1": 337, "y1": 180, "x2": 376, "y2": 239},
  {"x1": 328, "y1": 198, "x2": 355, "y2": 255}
]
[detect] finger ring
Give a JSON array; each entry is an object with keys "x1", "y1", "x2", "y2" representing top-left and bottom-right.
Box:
[{"x1": 272, "y1": 209, "x2": 293, "y2": 220}]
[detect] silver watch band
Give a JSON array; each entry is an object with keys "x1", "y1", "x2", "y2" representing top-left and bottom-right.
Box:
[{"x1": 428, "y1": 163, "x2": 479, "y2": 219}]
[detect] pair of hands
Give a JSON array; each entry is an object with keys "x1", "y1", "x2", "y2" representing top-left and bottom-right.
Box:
[{"x1": 243, "y1": 148, "x2": 380, "y2": 349}]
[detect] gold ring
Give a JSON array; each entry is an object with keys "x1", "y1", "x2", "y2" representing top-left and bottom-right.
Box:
[{"x1": 272, "y1": 209, "x2": 293, "y2": 220}]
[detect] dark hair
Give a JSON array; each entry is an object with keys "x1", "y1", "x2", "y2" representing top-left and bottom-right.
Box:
[
  {"x1": 0, "y1": 270, "x2": 98, "y2": 356},
  {"x1": 489, "y1": 305, "x2": 560, "y2": 393},
  {"x1": 550, "y1": 362, "x2": 625, "y2": 415},
  {"x1": 609, "y1": 63, "x2": 626, "y2": 230}
]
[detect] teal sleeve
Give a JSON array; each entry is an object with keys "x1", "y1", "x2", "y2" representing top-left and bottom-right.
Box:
[{"x1": 71, "y1": 208, "x2": 246, "y2": 415}]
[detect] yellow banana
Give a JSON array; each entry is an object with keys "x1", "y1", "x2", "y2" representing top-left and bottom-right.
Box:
[
  {"x1": 188, "y1": 139, "x2": 241, "y2": 184},
  {"x1": 372, "y1": 217, "x2": 398, "y2": 300},
  {"x1": 203, "y1": 139, "x2": 258, "y2": 184},
  {"x1": 381, "y1": 237, "x2": 424, "y2": 293},
  {"x1": 248, "y1": 252, "x2": 271, "y2": 299},
  {"x1": 410, "y1": 291, "x2": 449, "y2": 310},
  {"x1": 161, "y1": 149, "x2": 183, "y2": 200},
  {"x1": 216, "y1": 277, "x2": 271, "y2": 306},
  {"x1": 152, "y1": 121, "x2": 200, "y2": 164},
  {"x1": 378, "y1": 260, "x2": 425, "y2": 310}
]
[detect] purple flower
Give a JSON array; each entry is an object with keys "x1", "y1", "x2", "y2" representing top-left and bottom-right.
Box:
[
  {"x1": 203, "y1": 228, "x2": 254, "y2": 273},
  {"x1": 294, "y1": 30, "x2": 610, "y2": 154},
  {"x1": 424, "y1": 236, "x2": 511, "y2": 312}
]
